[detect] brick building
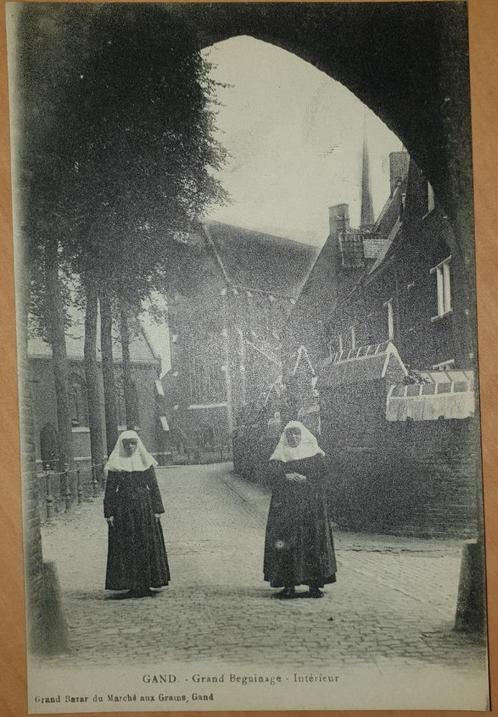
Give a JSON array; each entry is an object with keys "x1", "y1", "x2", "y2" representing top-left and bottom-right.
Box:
[
  {"x1": 29, "y1": 306, "x2": 168, "y2": 473},
  {"x1": 162, "y1": 220, "x2": 317, "y2": 461},
  {"x1": 283, "y1": 149, "x2": 479, "y2": 537}
]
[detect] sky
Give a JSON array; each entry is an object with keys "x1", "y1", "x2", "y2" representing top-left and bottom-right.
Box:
[
  {"x1": 147, "y1": 36, "x2": 403, "y2": 372},
  {"x1": 203, "y1": 36, "x2": 403, "y2": 247}
]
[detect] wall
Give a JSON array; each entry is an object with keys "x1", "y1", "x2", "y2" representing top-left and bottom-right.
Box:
[
  {"x1": 168, "y1": 272, "x2": 292, "y2": 454},
  {"x1": 320, "y1": 379, "x2": 478, "y2": 538},
  {"x1": 397, "y1": 207, "x2": 471, "y2": 370},
  {"x1": 288, "y1": 163, "x2": 470, "y2": 376},
  {"x1": 30, "y1": 357, "x2": 162, "y2": 468},
  {"x1": 21, "y1": 344, "x2": 47, "y2": 652}
]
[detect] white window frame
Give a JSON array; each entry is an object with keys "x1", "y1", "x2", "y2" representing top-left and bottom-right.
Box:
[
  {"x1": 430, "y1": 256, "x2": 452, "y2": 320},
  {"x1": 383, "y1": 298, "x2": 394, "y2": 341},
  {"x1": 432, "y1": 359, "x2": 455, "y2": 370},
  {"x1": 427, "y1": 182, "x2": 435, "y2": 213}
]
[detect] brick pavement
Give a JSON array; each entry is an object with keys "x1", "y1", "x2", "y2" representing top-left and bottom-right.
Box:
[{"x1": 39, "y1": 463, "x2": 486, "y2": 672}]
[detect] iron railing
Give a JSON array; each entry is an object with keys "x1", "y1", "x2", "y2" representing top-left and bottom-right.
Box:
[{"x1": 37, "y1": 461, "x2": 106, "y2": 523}]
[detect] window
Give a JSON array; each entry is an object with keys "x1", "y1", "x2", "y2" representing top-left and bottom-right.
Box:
[
  {"x1": 40, "y1": 423, "x2": 58, "y2": 469},
  {"x1": 350, "y1": 326, "x2": 356, "y2": 349},
  {"x1": 69, "y1": 373, "x2": 88, "y2": 427},
  {"x1": 338, "y1": 333, "x2": 343, "y2": 352},
  {"x1": 383, "y1": 298, "x2": 394, "y2": 341},
  {"x1": 430, "y1": 256, "x2": 452, "y2": 319},
  {"x1": 427, "y1": 182, "x2": 435, "y2": 213}
]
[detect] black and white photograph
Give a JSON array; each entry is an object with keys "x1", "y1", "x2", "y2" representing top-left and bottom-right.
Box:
[{"x1": 6, "y1": 1, "x2": 489, "y2": 711}]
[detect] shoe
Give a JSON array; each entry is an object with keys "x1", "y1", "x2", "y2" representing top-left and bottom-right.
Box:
[
  {"x1": 308, "y1": 587, "x2": 324, "y2": 598},
  {"x1": 276, "y1": 587, "x2": 296, "y2": 600}
]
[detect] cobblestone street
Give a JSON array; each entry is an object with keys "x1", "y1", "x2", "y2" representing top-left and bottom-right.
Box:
[{"x1": 39, "y1": 463, "x2": 486, "y2": 673}]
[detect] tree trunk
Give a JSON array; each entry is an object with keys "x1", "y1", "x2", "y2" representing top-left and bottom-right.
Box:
[
  {"x1": 100, "y1": 288, "x2": 118, "y2": 454},
  {"x1": 44, "y1": 236, "x2": 72, "y2": 470},
  {"x1": 84, "y1": 279, "x2": 105, "y2": 478},
  {"x1": 119, "y1": 304, "x2": 137, "y2": 429}
]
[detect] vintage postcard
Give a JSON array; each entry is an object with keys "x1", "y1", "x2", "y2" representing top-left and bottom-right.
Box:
[{"x1": 5, "y1": 1, "x2": 489, "y2": 712}]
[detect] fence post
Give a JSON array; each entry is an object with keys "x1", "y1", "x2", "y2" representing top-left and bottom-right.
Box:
[
  {"x1": 64, "y1": 463, "x2": 72, "y2": 512},
  {"x1": 44, "y1": 463, "x2": 54, "y2": 521},
  {"x1": 76, "y1": 467, "x2": 82, "y2": 504}
]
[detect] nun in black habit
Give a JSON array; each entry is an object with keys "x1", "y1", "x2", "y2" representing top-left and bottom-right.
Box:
[
  {"x1": 263, "y1": 421, "x2": 337, "y2": 599},
  {"x1": 104, "y1": 430, "x2": 170, "y2": 597}
]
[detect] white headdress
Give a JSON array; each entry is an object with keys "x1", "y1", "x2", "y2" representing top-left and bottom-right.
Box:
[
  {"x1": 105, "y1": 430, "x2": 158, "y2": 473},
  {"x1": 269, "y1": 420, "x2": 325, "y2": 463}
]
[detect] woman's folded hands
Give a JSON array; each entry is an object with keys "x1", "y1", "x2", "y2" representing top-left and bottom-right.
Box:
[{"x1": 284, "y1": 472, "x2": 307, "y2": 483}]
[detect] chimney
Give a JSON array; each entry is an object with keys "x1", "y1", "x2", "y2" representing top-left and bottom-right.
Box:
[
  {"x1": 389, "y1": 151, "x2": 409, "y2": 195},
  {"x1": 329, "y1": 203, "x2": 350, "y2": 236}
]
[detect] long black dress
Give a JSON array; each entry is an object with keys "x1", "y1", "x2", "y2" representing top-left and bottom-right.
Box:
[
  {"x1": 263, "y1": 454, "x2": 336, "y2": 588},
  {"x1": 104, "y1": 466, "x2": 170, "y2": 590}
]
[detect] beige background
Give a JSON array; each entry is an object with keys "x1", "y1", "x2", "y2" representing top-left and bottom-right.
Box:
[{"x1": 0, "y1": 1, "x2": 496, "y2": 715}]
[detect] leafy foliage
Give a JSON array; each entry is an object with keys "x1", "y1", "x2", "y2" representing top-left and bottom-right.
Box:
[{"x1": 17, "y1": 4, "x2": 228, "y2": 322}]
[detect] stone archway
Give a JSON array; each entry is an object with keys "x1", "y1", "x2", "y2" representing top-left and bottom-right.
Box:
[{"x1": 163, "y1": 2, "x2": 473, "y2": 282}]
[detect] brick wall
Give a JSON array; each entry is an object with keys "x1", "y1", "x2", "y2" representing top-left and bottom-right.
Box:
[
  {"x1": 31, "y1": 358, "x2": 162, "y2": 465},
  {"x1": 18, "y1": 308, "x2": 59, "y2": 652},
  {"x1": 379, "y1": 419, "x2": 479, "y2": 538},
  {"x1": 320, "y1": 380, "x2": 479, "y2": 537}
]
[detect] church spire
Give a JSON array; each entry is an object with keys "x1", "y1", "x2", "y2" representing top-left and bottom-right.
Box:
[{"x1": 360, "y1": 123, "x2": 374, "y2": 229}]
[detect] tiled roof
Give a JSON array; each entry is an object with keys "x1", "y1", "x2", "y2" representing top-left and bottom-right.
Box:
[
  {"x1": 337, "y1": 231, "x2": 392, "y2": 269},
  {"x1": 338, "y1": 232, "x2": 364, "y2": 268},
  {"x1": 28, "y1": 304, "x2": 159, "y2": 364},
  {"x1": 363, "y1": 236, "x2": 390, "y2": 260},
  {"x1": 316, "y1": 341, "x2": 407, "y2": 389},
  {"x1": 368, "y1": 217, "x2": 402, "y2": 275},
  {"x1": 373, "y1": 181, "x2": 405, "y2": 237},
  {"x1": 415, "y1": 369, "x2": 474, "y2": 387},
  {"x1": 202, "y1": 220, "x2": 317, "y2": 298}
]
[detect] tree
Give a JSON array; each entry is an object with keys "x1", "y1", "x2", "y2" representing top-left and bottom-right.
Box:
[
  {"x1": 83, "y1": 278, "x2": 105, "y2": 479},
  {"x1": 119, "y1": 304, "x2": 138, "y2": 430},
  {"x1": 53, "y1": 5, "x2": 227, "y2": 440},
  {"x1": 15, "y1": 6, "x2": 93, "y2": 473},
  {"x1": 17, "y1": 4, "x2": 228, "y2": 462},
  {"x1": 99, "y1": 288, "x2": 118, "y2": 454}
]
